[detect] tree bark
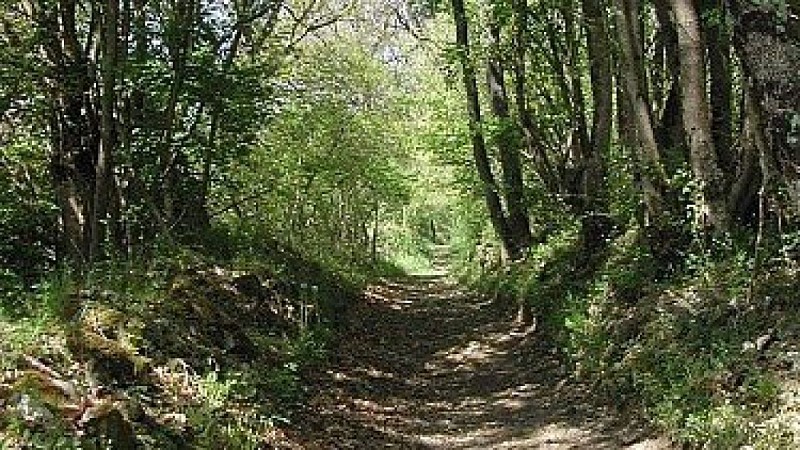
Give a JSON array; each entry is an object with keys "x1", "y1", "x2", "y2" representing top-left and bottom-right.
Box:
[
  {"x1": 563, "y1": 3, "x2": 590, "y2": 164},
  {"x1": 451, "y1": 0, "x2": 516, "y2": 259},
  {"x1": 90, "y1": 0, "x2": 120, "y2": 263},
  {"x1": 581, "y1": 0, "x2": 612, "y2": 209},
  {"x1": 38, "y1": 0, "x2": 100, "y2": 268},
  {"x1": 612, "y1": 0, "x2": 668, "y2": 219},
  {"x1": 653, "y1": 0, "x2": 687, "y2": 161},
  {"x1": 703, "y1": 0, "x2": 735, "y2": 178},
  {"x1": 729, "y1": 84, "x2": 763, "y2": 221},
  {"x1": 511, "y1": 0, "x2": 558, "y2": 194},
  {"x1": 729, "y1": 0, "x2": 800, "y2": 214},
  {"x1": 671, "y1": 0, "x2": 731, "y2": 231},
  {"x1": 486, "y1": 22, "x2": 532, "y2": 259},
  {"x1": 160, "y1": 0, "x2": 195, "y2": 227}
]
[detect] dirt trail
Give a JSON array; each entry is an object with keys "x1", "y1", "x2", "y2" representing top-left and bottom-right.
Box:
[{"x1": 291, "y1": 274, "x2": 672, "y2": 449}]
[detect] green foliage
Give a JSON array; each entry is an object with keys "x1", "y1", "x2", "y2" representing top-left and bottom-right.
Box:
[
  {"x1": 1, "y1": 418, "x2": 78, "y2": 450},
  {"x1": 289, "y1": 327, "x2": 331, "y2": 366},
  {"x1": 212, "y1": 36, "x2": 417, "y2": 273},
  {"x1": 0, "y1": 135, "x2": 57, "y2": 288},
  {"x1": 0, "y1": 271, "x2": 25, "y2": 316},
  {"x1": 179, "y1": 326, "x2": 334, "y2": 448},
  {"x1": 0, "y1": 244, "x2": 345, "y2": 448},
  {"x1": 0, "y1": 318, "x2": 59, "y2": 373},
  {"x1": 469, "y1": 219, "x2": 798, "y2": 447},
  {"x1": 1, "y1": 0, "x2": 797, "y2": 446},
  {"x1": 32, "y1": 273, "x2": 76, "y2": 319},
  {"x1": 175, "y1": 368, "x2": 285, "y2": 449}
]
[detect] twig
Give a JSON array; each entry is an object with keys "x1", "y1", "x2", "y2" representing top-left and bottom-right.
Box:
[{"x1": 23, "y1": 354, "x2": 64, "y2": 380}]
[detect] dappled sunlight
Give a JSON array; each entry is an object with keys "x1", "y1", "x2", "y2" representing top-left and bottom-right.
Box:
[
  {"x1": 294, "y1": 276, "x2": 665, "y2": 449},
  {"x1": 360, "y1": 366, "x2": 397, "y2": 379},
  {"x1": 364, "y1": 285, "x2": 416, "y2": 310},
  {"x1": 438, "y1": 339, "x2": 502, "y2": 367},
  {"x1": 421, "y1": 312, "x2": 538, "y2": 378}
]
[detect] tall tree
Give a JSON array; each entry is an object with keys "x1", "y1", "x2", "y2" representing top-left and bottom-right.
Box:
[
  {"x1": 35, "y1": 0, "x2": 103, "y2": 267},
  {"x1": 670, "y1": 0, "x2": 731, "y2": 231},
  {"x1": 450, "y1": 0, "x2": 522, "y2": 260},
  {"x1": 612, "y1": 0, "x2": 669, "y2": 220},
  {"x1": 511, "y1": 0, "x2": 558, "y2": 194},
  {"x1": 91, "y1": 0, "x2": 121, "y2": 262},
  {"x1": 580, "y1": 0, "x2": 613, "y2": 243},
  {"x1": 485, "y1": 14, "x2": 532, "y2": 259}
]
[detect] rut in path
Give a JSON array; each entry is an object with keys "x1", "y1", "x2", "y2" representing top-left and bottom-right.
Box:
[{"x1": 293, "y1": 274, "x2": 671, "y2": 449}]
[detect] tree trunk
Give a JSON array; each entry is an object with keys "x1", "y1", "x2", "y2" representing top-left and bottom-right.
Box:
[
  {"x1": 160, "y1": 0, "x2": 194, "y2": 227},
  {"x1": 671, "y1": 0, "x2": 731, "y2": 232},
  {"x1": 703, "y1": 0, "x2": 735, "y2": 178},
  {"x1": 371, "y1": 203, "x2": 379, "y2": 262},
  {"x1": 612, "y1": 0, "x2": 668, "y2": 219},
  {"x1": 90, "y1": 0, "x2": 120, "y2": 263},
  {"x1": 486, "y1": 22, "x2": 532, "y2": 259},
  {"x1": 451, "y1": 0, "x2": 516, "y2": 259},
  {"x1": 729, "y1": 0, "x2": 800, "y2": 214},
  {"x1": 512, "y1": 0, "x2": 558, "y2": 194},
  {"x1": 653, "y1": 0, "x2": 688, "y2": 161},
  {"x1": 729, "y1": 84, "x2": 763, "y2": 222},
  {"x1": 563, "y1": 3, "x2": 591, "y2": 166},
  {"x1": 38, "y1": 0, "x2": 100, "y2": 269},
  {"x1": 581, "y1": 0, "x2": 613, "y2": 245}
]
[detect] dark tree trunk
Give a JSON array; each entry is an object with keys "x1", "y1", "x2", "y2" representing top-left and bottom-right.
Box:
[
  {"x1": 612, "y1": 0, "x2": 668, "y2": 219},
  {"x1": 653, "y1": 0, "x2": 688, "y2": 163},
  {"x1": 160, "y1": 0, "x2": 195, "y2": 228},
  {"x1": 580, "y1": 0, "x2": 613, "y2": 247},
  {"x1": 729, "y1": 1, "x2": 800, "y2": 212},
  {"x1": 729, "y1": 84, "x2": 763, "y2": 222},
  {"x1": 703, "y1": 0, "x2": 735, "y2": 179},
  {"x1": 512, "y1": 0, "x2": 558, "y2": 194},
  {"x1": 486, "y1": 22, "x2": 533, "y2": 259},
  {"x1": 38, "y1": 0, "x2": 101, "y2": 269},
  {"x1": 451, "y1": 0, "x2": 517, "y2": 260},
  {"x1": 90, "y1": 0, "x2": 120, "y2": 263}
]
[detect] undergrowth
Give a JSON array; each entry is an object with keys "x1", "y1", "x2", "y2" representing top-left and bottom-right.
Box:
[
  {"x1": 0, "y1": 234, "x2": 396, "y2": 448},
  {"x1": 466, "y1": 222, "x2": 800, "y2": 448}
]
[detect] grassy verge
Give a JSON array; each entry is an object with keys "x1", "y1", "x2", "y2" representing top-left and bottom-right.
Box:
[
  {"x1": 0, "y1": 238, "x2": 394, "y2": 448},
  {"x1": 468, "y1": 224, "x2": 800, "y2": 448}
]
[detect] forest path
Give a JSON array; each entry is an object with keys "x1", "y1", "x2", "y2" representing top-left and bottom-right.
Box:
[{"x1": 290, "y1": 270, "x2": 671, "y2": 449}]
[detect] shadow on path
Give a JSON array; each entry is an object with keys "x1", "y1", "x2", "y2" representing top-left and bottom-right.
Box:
[{"x1": 291, "y1": 275, "x2": 671, "y2": 449}]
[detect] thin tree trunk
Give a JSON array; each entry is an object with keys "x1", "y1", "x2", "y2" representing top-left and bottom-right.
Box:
[
  {"x1": 200, "y1": 25, "x2": 245, "y2": 228},
  {"x1": 451, "y1": 0, "x2": 515, "y2": 258},
  {"x1": 486, "y1": 22, "x2": 532, "y2": 259},
  {"x1": 581, "y1": 0, "x2": 614, "y2": 247},
  {"x1": 511, "y1": 0, "x2": 558, "y2": 194},
  {"x1": 729, "y1": 84, "x2": 763, "y2": 221},
  {"x1": 563, "y1": 3, "x2": 590, "y2": 162},
  {"x1": 161, "y1": 0, "x2": 194, "y2": 226},
  {"x1": 612, "y1": 0, "x2": 668, "y2": 219},
  {"x1": 703, "y1": 0, "x2": 734, "y2": 178},
  {"x1": 90, "y1": 0, "x2": 120, "y2": 263},
  {"x1": 371, "y1": 203, "x2": 379, "y2": 262}
]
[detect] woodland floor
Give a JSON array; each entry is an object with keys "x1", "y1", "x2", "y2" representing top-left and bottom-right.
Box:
[{"x1": 288, "y1": 267, "x2": 674, "y2": 449}]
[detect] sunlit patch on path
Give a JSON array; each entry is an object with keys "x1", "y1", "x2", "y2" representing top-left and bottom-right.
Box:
[{"x1": 290, "y1": 274, "x2": 672, "y2": 449}]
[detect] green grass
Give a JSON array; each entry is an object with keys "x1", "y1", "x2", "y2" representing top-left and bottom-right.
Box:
[
  {"x1": 0, "y1": 237, "x2": 375, "y2": 449},
  {"x1": 464, "y1": 223, "x2": 798, "y2": 448}
]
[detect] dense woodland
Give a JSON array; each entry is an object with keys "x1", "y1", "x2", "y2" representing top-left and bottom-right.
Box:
[{"x1": 1, "y1": 0, "x2": 800, "y2": 447}]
